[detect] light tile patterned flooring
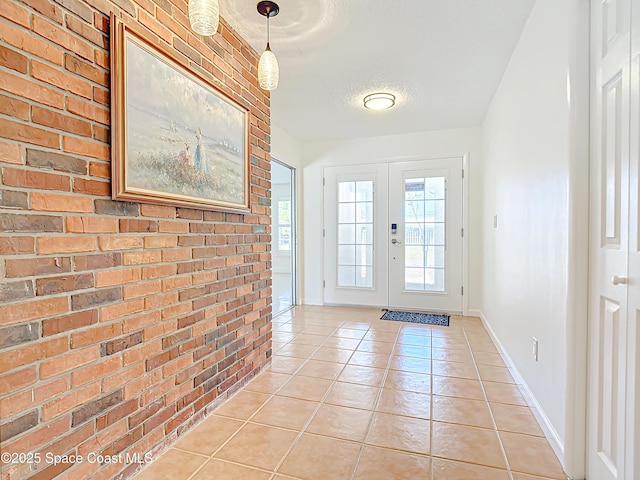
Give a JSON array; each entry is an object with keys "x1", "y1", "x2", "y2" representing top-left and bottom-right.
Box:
[{"x1": 134, "y1": 306, "x2": 567, "y2": 480}]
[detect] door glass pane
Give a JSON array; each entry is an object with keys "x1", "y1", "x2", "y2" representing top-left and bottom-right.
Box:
[
  {"x1": 271, "y1": 161, "x2": 296, "y2": 315},
  {"x1": 404, "y1": 176, "x2": 445, "y2": 291},
  {"x1": 337, "y1": 180, "x2": 374, "y2": 288},
  {"x1": 339, "y1": 203, "x2": 356, "y2": 223},
  {"x1": 338, "y1": 224, "x2": 355, "y2": 244},
  {"x1": 338, "y1": 245, "x2": 356, "y2": 265}
]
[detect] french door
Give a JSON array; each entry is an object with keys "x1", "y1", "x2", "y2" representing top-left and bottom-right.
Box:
[{"x1": 323, "y1": 158, "x2": 463, "y2": 314}]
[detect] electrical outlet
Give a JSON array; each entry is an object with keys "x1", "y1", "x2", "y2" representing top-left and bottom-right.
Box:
[{"x1": 532, "y1": 337, "x2": 538, "y2": 361}]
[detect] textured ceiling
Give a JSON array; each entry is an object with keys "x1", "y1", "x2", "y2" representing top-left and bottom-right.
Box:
[{"x1": 220, "y1": 0, "x2": 535, "y2": 142}]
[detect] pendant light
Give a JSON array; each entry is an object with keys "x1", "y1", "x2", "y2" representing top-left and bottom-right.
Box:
[
  {"x1": 257, "y1": 1, "x2": 280, "y2": 91},
  {"x1": 189, "y1": 0, "x2": 219, "y2": 36}
]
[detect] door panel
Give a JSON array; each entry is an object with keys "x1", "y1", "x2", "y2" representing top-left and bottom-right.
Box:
[
  {"x1": 388, "y1": 159, "x2": 463, "y2": 313},
  {"x1": 324, "y1": 164, "x2": 388, "y2": 306},
  {"x1": 589, "y1": 1, "x2": 633, "y2": 479}
]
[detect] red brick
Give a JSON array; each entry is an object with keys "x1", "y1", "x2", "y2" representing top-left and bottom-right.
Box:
[
  {"x1": 122, "y1": 250, "x2": 162, "y2": 265},
  {"x1": 64, "y1": 53, "x2": 108, "y2": 86},
  {"x1": 138, "y1": 9, "x2": 172, "y2": 44},
  {"x1": 36, "y1": 273, "x2": 94, "y2": 295},
  {"x1": 2, "y1": 167, "x2": 71, "y2": 191},
  {"x1": 0, "y1": 336, "x2": 68, "y2": 376},
  {"x1": 21, "y1": 0, "x2": 63, "y2": 23},
  {"x1": 0, "y1": 366, "x2": 37, "y2": 396},
  {"x1": 95, "y1": 267, "x2": 141, "y2": 287},
  {"x1": 0, "y1": 118, "x2": 60, "y2": 149},
  {"x1": 42, "y1": 381, "x2": 101, "y2": 420},
  {"x1": 140, "y1": 204, "x2": 176, "y2": 218},
  {"x1": 66, "y1": 96, "x2": 109, "y2": 124},
  {"x1": 37, "y1": 235, "x2": 95, "y2": 254},
  {"x1": 122, "y1": 310, "x2": 161, "y2": 333},
  {"x1": 98, "y1": 235, "x2": 143, "y2": 251},
  {"x1": 72, "y1": 177, "x2": 110, "y2": 196},
  {"x1": 144, "y1": 235, "x2": 178, "y2": 248},
  {"x1": 158, "y1": 220, "x2": 189, "y2": 233},
  {"x1": 96, "y1": 398, "x2": 137, "y2": 430},
  {"x1": 102, "y1": 362, "x2": 145, "y2": 393},
  {"x1": 32, "y1": 16, "x2": 94, "y2": 61},
  {"x1": 0, "y1": 92, "x2": 30, "y2": 120},
  {"x1": 123, "y1": 280, "x2": 161, "y2": 300},
  {"x1": 77, "y1": 420, "x2": 127, "y2": 456},
  {"x1": 100, "y1": 299, "x2": 145, "y2": 322},
  {"x1": 0, "y1": 417, "x2": 69, "y2": 458},
  {"x1": 71, "y1": 322, "x2": 123, "y2": 349},
  {"x1": 124, "y1": 370, "x2": 163, "y2": 401},
  {"x1": 72, "y1": 356, "x2": 122, "y2": 387},
  {"x1": 32, "y1": 106, "x2": 92, "y2": 136},
  {"x1": 142, "y1": 264, "x2": 177, "y2": 280},
  {"x1": 0, "y1": 0, "x2": 30, "y2": 27},
  {"x1": 31, "y1": 60, "x2": 92, "y2": 99},
  {"x1": 122, "y1": 340, "x2": 162, "y2": 367},
  {"x1": 66, "y1": 216, "x2": 118, "y2": 233},
  {"x1": 40, "y1": 346, "x2": 100, "y2": 379},
  {"x1": 0, "y1": 141, "x2": 22, "y2": 165},
  {"x1": 0, "y1": 297, "x2": 68, "y2": 327},
  {"x1": 92, "y1": 124, "x2": 110, "y2": 143},
  {"x1": 62, "y1": 136, "x2": 109, "y2": 160},
  {"x1": 32, "y1": 191, "x2": 93, "y2": 212},
  {"x1": 65, "y1": 16, "x2": 107, "y2": 49},
  {"x1": 0, "y1": 70, "x2": 65, "y2": 109},
  {"x1": 89, "y1": 161, "x2": 110, "y2": 178},
  {"x1": 42, "y1": 310, "x2": 98, "y2": 336},
  {"x1": 93, "y1": 86, "x2": 109, "y2": 106}
]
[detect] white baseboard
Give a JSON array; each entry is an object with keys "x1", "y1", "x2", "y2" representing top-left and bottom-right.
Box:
[
  {"x1": 476, "y1": 310, "x2": 566, "y2": 466},
  {"x1": 467, "y1": 308, "x2": 482, "y2": 318},
  {"x1": 300, "y1": 297, "x2": 323, "y2": 306}
]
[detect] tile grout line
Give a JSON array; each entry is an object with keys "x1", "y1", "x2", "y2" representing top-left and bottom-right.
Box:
[
  {"x1": 460, "y1": 317, "x2": 515, "y2": 480},
  {"x1": 348, "y1": 323, "x2": 403, "y2": 480}
]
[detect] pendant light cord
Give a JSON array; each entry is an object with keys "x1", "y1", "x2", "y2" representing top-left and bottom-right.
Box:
[{"x1": 266, "y1": 9, "x2": 270, "y2": 47}]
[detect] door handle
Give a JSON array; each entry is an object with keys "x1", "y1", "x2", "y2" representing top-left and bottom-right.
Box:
[
  {"x1": 611, "y1": 275, "x2": 628, "y2": 285},
  {"x1": 391, "y1": 239, "x2": 402, "y2": 244}
]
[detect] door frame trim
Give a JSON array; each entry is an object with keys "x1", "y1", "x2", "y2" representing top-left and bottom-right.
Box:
[{"x1": 271, "y1": 156, "x2": 298, "y2": 310}]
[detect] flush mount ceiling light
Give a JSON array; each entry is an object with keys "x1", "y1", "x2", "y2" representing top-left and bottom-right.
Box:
[
  {"x1": 363, "y1": 92, "x2": 396, "y2": 110},
  {"x1": 188, "y1": 0, "x2": 219, "y2": 36},
  {"x1": 257, "y1": 1, "x2": 280, "y2": 91}
]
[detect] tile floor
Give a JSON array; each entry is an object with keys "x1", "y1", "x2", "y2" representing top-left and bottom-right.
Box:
[{"x1": 134, "y1": 306, "x2": 567, "y2": 480}]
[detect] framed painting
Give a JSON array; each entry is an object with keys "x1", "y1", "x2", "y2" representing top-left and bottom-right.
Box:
[{"x1": 110, "y1": 15, "x2": 250, "y2": 212}]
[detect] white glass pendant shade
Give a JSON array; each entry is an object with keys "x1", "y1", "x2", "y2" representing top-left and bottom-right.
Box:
[
  {"x1": 258, "y1": 44, "x2": 279, "y2": 91},
  {"x1": 189, "y1": 0, "x2": 219, "y2": 36},
  {"x1": 363, "y1": 93, "x2": 396, "y2": 110}
]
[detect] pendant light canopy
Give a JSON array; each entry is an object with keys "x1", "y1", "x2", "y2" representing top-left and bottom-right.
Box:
[
  {"x1": 189, "y1": 0, "x2": 219, "y2": 36},
  {"x1": 257, "y1": 1, "x2": 280, "y2": 91}
]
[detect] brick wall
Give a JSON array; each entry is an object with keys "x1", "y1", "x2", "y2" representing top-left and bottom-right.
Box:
[{"x1": 0, "y1": 0, "x2": 272, "y2": 478}]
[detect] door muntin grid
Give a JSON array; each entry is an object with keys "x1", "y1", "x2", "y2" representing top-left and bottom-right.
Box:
[
  {"x1": 404, "y1": 176, "x2": 446, "y2": 291},
  {"x1": 337, "y1": 180, "x2": 374, "y2": 288}
]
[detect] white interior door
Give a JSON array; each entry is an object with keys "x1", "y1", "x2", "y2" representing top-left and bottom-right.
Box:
[
  {"x1": 323, "y1": 164, "x2": 388, "y2": 306},
  {"x1": 388, "y1": 159, "x2": 463, "y2": 313},
  {"x1": 588, "y1": 0, "x2": 635, "y2": 479},
  {"x1": 625, "y1": 0, "x2": 640, "y2": 475}
]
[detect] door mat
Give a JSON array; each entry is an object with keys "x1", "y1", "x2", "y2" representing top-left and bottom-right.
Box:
[{"x1": 380, "y1": 310, "x2": 449, "y2": 326}]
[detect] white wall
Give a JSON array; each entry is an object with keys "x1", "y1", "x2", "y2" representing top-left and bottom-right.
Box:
[
  {"x1": 479, "y1": 0, "x2": 588, "y2": 476},
  {"x1": 301, "y1": 128, "x2": 483, "y2": 307}
]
